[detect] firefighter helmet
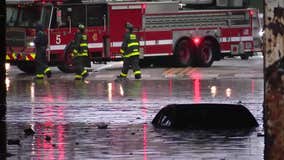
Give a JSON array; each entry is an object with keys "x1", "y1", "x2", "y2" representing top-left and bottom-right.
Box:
[
  {"x1": 125, "y1": 22, "x2": 133, "y2": 30},
  {"x1": 78, "y1": 24, "x2": 85, "y2": 30},
  {"x1": 35, "y1": 23, "x2": 44, "y2": 32}
]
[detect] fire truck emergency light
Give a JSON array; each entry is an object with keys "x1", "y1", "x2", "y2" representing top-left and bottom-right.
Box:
[
  {"x1": 193, "y1": 37, "x2": 201, "y2": 45},
  {"x1": 142, "y1": 4, "x2": 146, "y2": 9},
  {"x1": 249, "y1": 10, "x2": 254, "y2": 16}
]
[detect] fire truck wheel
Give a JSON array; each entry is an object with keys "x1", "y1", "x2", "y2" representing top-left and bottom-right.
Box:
[
  {"x1": 17, "y1": 62, "x2": 36, "y2": 74},
  {"x1": 240, "y1": 54, "x2": 249, "y2": 60},
  {"x1": 174, "y1": 39, "x2": 194, "y2": 67},
  {"x1": 197, "y1": 40, "x2": 214, "y2": 67},
  {"x1": 57, "y1": 64, "x2": 75, "y2": 73}
]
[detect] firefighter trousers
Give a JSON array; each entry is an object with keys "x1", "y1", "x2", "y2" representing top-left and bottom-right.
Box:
[
  {"x1": 35, "y1": 47, "x2": 51, "y2": 79},
  {"x1": 120, "y1": 55, "x2": 141, "y2": 79},
  {"x1": 73, "y1": 56, "x2": 88, "y2": 80}
]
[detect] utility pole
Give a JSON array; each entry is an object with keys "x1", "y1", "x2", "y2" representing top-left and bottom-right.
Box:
[
  {"x1": 264, "y1": 0, "x2": 284, "y2": 159},
  {"x1": 0, "y1": 1, "x2": 6, "y2": 159}
]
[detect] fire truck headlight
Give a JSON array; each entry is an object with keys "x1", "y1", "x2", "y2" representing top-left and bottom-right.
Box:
[{"x1": 28, "y1": 42, "x2": 35, "y2": 47}]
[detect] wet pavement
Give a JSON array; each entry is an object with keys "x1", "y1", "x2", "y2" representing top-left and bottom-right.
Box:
[{"x1": 4, "y1": 57, "x2": 264, "y2": 159}]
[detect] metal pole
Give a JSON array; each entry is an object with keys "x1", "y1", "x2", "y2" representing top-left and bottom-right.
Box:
[{"x1": 264, "y1": 0, "x2": 284, "y2": 159}]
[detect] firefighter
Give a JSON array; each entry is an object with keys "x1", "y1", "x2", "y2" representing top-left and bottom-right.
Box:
[
  {"x1": 116, "y1": 22, "x2": 142, "y2": 81},
  {"x1": 72, "y1": 24, "x2": 89, "y2": 80},
  {"x1": 34, "y1": 23, "x2": 51, "y2": 79}
]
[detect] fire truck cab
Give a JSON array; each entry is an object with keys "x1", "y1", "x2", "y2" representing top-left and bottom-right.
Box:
[{"x1": 6, "y1": 0, "x2": 262, "y2": 73}]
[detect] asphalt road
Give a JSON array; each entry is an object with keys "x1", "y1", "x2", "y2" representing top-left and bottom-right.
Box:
[{"x1": 6, "y1": 55, "x2": 263, "y2": 81}]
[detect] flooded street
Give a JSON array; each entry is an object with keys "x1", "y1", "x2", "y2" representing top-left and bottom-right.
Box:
[{"x1": 5, "y1": 58, "x2": 264, "y2": 159}]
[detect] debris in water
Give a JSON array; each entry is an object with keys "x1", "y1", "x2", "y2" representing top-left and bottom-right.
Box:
[
  {"x1": 24, "y1": 125, "x2": 35, "y2": 136},
  {"x1": 97, "y1": 122, "x2": 108, "y2": 129},
  {"x1": 45, "y1": 135, "x2": 51, "y2": 142}
]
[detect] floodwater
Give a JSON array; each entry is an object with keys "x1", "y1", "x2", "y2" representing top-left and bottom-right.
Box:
[{"x1": 4, "y1": 77, "x2": 264, "y2": 159}]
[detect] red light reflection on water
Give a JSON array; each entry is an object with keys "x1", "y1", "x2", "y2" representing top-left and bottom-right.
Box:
[
  {"x1": 30, "y1": 80, "x2": 72, "y2": 159},
  {"x1": 141, "y1": 88, "x2": 148, "y2": 160},
  {"x1": 57, "y1": 116, "x2": 65, "y2": 160},
  {"x1": 190, "y1": 71, "x2": 201, "y2": 103},
  {"x1": 251, "y1": 80, "x2": 255, "y2": 95},
  {"x1": 42, "y1": 94, "x2": 54, "y2": 103},
  {"x1": 168, "y1": 79, "x2": 173, "y2": 96},
  {"x1": 33, "y1": 103, "x2": 66, "y2": 159},
  {"x1": 143, "y1": 123, "x2": 148, "y2": 160}
]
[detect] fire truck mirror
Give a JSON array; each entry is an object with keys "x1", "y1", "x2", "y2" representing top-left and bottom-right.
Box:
[
  {"x1": 67, "y1": 7, "x2": 72, "y2": 32},
  {"x1": 67, "y1": 7, "x2": 72, "y2": 17},
  {"x1": 56, "y1": 9, "x2": 63, "y2": 27}
]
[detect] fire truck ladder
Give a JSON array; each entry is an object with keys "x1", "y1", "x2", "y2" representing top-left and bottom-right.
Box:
[{"x1": 144, "y1": 11, "x2": 248, "y2": 30}]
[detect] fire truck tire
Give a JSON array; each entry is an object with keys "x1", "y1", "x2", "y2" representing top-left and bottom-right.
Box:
[
  {"x1": 17, "y1": 62, "x2": 36, "y2": 74},
  {"x1": 197, "y1": 40, "x2": 214, "y2": 67},
  {"x1": 57, "y1": 64, "x2": 75, "y2": 73},
  {"x1": 174, "y1": 39, "x2": 194, "y2": 67},
  {"x1": 240, "y1": 54, "x2": 249, "y2": 60}
]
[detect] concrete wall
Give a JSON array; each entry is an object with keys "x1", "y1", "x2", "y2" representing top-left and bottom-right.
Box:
[{"x1": 264, "y1": 0, "x2": 284, "y2": 159}]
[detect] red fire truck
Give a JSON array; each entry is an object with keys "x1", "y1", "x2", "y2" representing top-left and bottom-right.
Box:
[{"x1": 6, "y1": 0, "x2": 262, "y2": 73}]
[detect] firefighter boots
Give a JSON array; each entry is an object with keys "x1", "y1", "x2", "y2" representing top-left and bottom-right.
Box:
[
  {"x1": 82, "y1": 72, "x2": 89, "y2": 80},
  {"x1": 35, "y1": 74, "x2": 44, "y2": 80},
  {"x1": 74, "y1": 70, "x2": 89, "y2": 80},
  {"x1": 46, "y1": 70, "x2": 52, "y2": 78},
  {"x1": 135, "y1": 74, "x2": 141, "y2": 80}
]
